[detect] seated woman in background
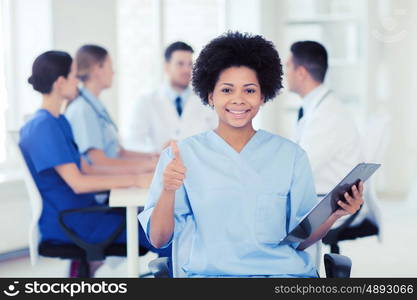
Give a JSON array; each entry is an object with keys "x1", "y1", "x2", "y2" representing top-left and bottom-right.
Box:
[
  {"x1": 65, "y1": 44, "x2": 158, "y2": 175},
  {"x1": 139, "y1": 32, "x2": 364, "y2": 277},
  {"x1": 20, "y1": 51, "x2": 169, "y2": 276}
]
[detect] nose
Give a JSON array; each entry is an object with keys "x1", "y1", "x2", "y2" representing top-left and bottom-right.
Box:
[{"x1": 231, "y1": 93, "x2": 246, "y2": 105}]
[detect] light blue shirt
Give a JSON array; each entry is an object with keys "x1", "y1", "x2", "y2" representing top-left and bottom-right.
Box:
[
  {"x1": 65, "y1": 87, "x2": 120, "y2": 161},
  {"x1": 138, "y1": 129, "x2": 319, "y2": 277}
]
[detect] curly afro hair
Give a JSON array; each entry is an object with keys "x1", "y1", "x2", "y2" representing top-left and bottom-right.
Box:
[{"x1": 192, "y1": 31, "x2": 283, "y2": 105}]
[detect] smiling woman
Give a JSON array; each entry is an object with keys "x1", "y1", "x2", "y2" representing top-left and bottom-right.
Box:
[
  {"x1": 208, "y1": 66, "x2": 264, "y2": 152},
  {"x1": 192, "y1": 31, "x2": 283, "y2": 105},
  {"x1": 192, "y1": 31, "x2": 283, "y2": 152},
  {"x1": 138, "y1": 31, "x2": 364, "y2": 278}
]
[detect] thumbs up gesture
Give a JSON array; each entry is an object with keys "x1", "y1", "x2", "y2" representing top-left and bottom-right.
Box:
[{"x1": 163, "y1": 141, "x2": 186, "y2": 191}]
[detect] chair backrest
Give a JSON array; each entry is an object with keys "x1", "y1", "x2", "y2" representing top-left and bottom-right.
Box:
[{"x1": 8, "y1": 131, "x2": 43, "y2": 266}]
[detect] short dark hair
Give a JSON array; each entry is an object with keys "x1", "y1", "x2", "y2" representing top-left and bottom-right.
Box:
[
  {"x1": 76, "y1": 44, "x2": 108, "y2": 81},
  {"x1": 164, "y1": 41, "x2": 194, "y2": 61},
  {"x1": 290, "y1": 41, "x2": 328, "y2": 83},
  {"x1": 192, "y1": 31, "x2": 283, "y2": 105},
  {"x1": 28, "y1": 51, "x2": 72, "y2": 94}
]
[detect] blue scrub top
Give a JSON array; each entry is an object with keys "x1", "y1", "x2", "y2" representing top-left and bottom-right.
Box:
[
  {"x1": 65, "y1": 87, "x2": 120, "y2": 161},
  {"x1": 19, "y1": 109, "x2": 121, "y2": 244},
  {"x1": 139, "y1": 129, "x2": 319, "y2": 277}
]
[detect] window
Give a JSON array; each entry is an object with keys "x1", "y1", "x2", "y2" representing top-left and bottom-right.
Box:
[
  {"x1": 0, "y1": 0, "x2": 11, "y2": 165},
  {"x1": 118, "y1": 0, "x2": 226, "y2": 145},
  {"x1": 0, "y1": 0, "x2": 52, "y2": 169},
  {"x1": 282, "y1": 0, "x2": 367, "y2": 135}
]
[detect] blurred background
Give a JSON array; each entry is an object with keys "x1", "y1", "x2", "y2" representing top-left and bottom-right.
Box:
[{"x1": 0, "y1": 0, "x2": 416, "y2": 277}]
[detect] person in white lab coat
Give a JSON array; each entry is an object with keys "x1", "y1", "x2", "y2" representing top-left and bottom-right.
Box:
[
  {"x1": 286, "y1": 41, "x2": 362, "y2": 200},
  {"x1": 124, "y1": 41, "x2": 217, "y2": 152},
  {"x1": 285, "y1": 41, "x2": 377, "y2": 267}
]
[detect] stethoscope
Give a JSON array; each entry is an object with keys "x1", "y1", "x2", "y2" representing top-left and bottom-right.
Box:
[{"x1": 78, "y1": 88, "x2": 119, "y2": 132}]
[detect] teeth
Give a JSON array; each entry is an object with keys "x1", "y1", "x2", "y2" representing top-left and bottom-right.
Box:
[{"x1": 228, "y1": 110, "x2": 247, "y2": 114}]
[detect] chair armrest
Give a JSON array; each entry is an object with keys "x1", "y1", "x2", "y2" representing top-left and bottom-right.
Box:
[
  {"x1": 148, "y1": 257, "x2": 171, "y2": 278},
  {"x1": 324, "y1": 253, "x2": 352, "y2": 278},
  {"x1": 58, "y1": 206, "x2": 126, "y2": 261}
]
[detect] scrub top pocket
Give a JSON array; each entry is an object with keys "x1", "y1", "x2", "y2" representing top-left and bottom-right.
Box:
[{"x1": 254, "y1": 192, "x2": 287, "y2": 246}]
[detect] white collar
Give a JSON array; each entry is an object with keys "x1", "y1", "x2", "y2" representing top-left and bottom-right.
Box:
[
  {"x1": 163, "y1": 82, "x2": 191, "y2": 105},
  {"x1": 302, "y1": 84, "x2": 330, "y2": 116}
]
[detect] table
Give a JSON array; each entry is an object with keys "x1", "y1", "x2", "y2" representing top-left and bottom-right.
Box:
[{"x1": 109, "y1": 188, "x2": 148, "y2": 277}]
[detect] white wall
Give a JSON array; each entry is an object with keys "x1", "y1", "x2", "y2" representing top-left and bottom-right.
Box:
[
  {"x1": 367, "y1": 0, "x2": 417, "y2": 198},
  {"x1": 52, "y1": 0, "x2": 119, "y2": 123},
  {"x1": 225, "y1": 0, "x2": 289, "y2": 133},
  {"x1": 117, "y1": 0, "x2": 158, "y2": 129},
  {"x1": 118, "y1": 0, "x2": 226, "y2": 146},
  {"x1": 5, "y1": 0, "x2": 52, "y2": 130}
]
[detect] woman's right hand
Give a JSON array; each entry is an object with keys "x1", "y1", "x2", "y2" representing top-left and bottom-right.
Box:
[{"x1": 163, "y1": 141, "x2": 186, "y2": 192}]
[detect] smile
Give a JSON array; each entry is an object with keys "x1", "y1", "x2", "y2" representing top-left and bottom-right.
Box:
[{"x1": 225, "y1": 108, "x2": 251, "y2": 116}]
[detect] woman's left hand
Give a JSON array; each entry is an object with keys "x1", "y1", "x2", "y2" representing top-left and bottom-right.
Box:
[{"x1": 331, "y1": 181, "x2": 364, "y2": 219}]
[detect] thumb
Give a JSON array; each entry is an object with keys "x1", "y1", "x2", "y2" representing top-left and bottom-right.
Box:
[{"x1": 170, "y1": 141, "x2": 182, "y2": 161}]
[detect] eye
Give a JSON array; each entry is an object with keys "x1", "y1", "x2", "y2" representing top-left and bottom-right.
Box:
[
  {"x1": 246, "y1": 88, "x2": 256, "y2": 94},
  {"x1": 221, "y1": 88, "x2": 231, "y2": 93}
]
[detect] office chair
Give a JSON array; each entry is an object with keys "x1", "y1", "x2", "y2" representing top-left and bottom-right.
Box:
[
  {"x1": 322, "y1": 112, "x2": 390, "y2": 254},
  {"x1": 322, "y1": 206, "x2": 378, "y2": 254},
  {"x1": 8, "y1": 131, "x2": 149, "y2": 277}
]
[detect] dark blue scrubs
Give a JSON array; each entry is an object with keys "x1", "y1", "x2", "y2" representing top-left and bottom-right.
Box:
[{"x1": 19, "y1": 109, "x2": 170, "y2": 257}]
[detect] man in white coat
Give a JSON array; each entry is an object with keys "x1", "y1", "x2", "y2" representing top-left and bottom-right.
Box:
[
  {"x1": 286, "y1": 41, "x2": 362, "y2": 199},
  {"x1": 124, "y1": 41, "x2": 217, "y2": 152},
  {"x1": 285, "y1": 41, "x2": 377, "y2": 270}
]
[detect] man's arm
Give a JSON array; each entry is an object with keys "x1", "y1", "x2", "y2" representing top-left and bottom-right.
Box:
[
  {"x1": 87, "y1": 148, "x2": 157, "y2": 173},
  {"x1": 55, "y1": 162, "x2": 152, "y2": 194},
  {"x1": 119, "y1": 148, "x2": 159, "y2": 160},
  {"x1": 80, "y1": 157, "x2": 154, "y2": 176}
]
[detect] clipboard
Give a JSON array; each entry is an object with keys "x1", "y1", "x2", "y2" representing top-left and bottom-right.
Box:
[{"x1": 278, "y1": 162, "x2": 381, "y2": 246}]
